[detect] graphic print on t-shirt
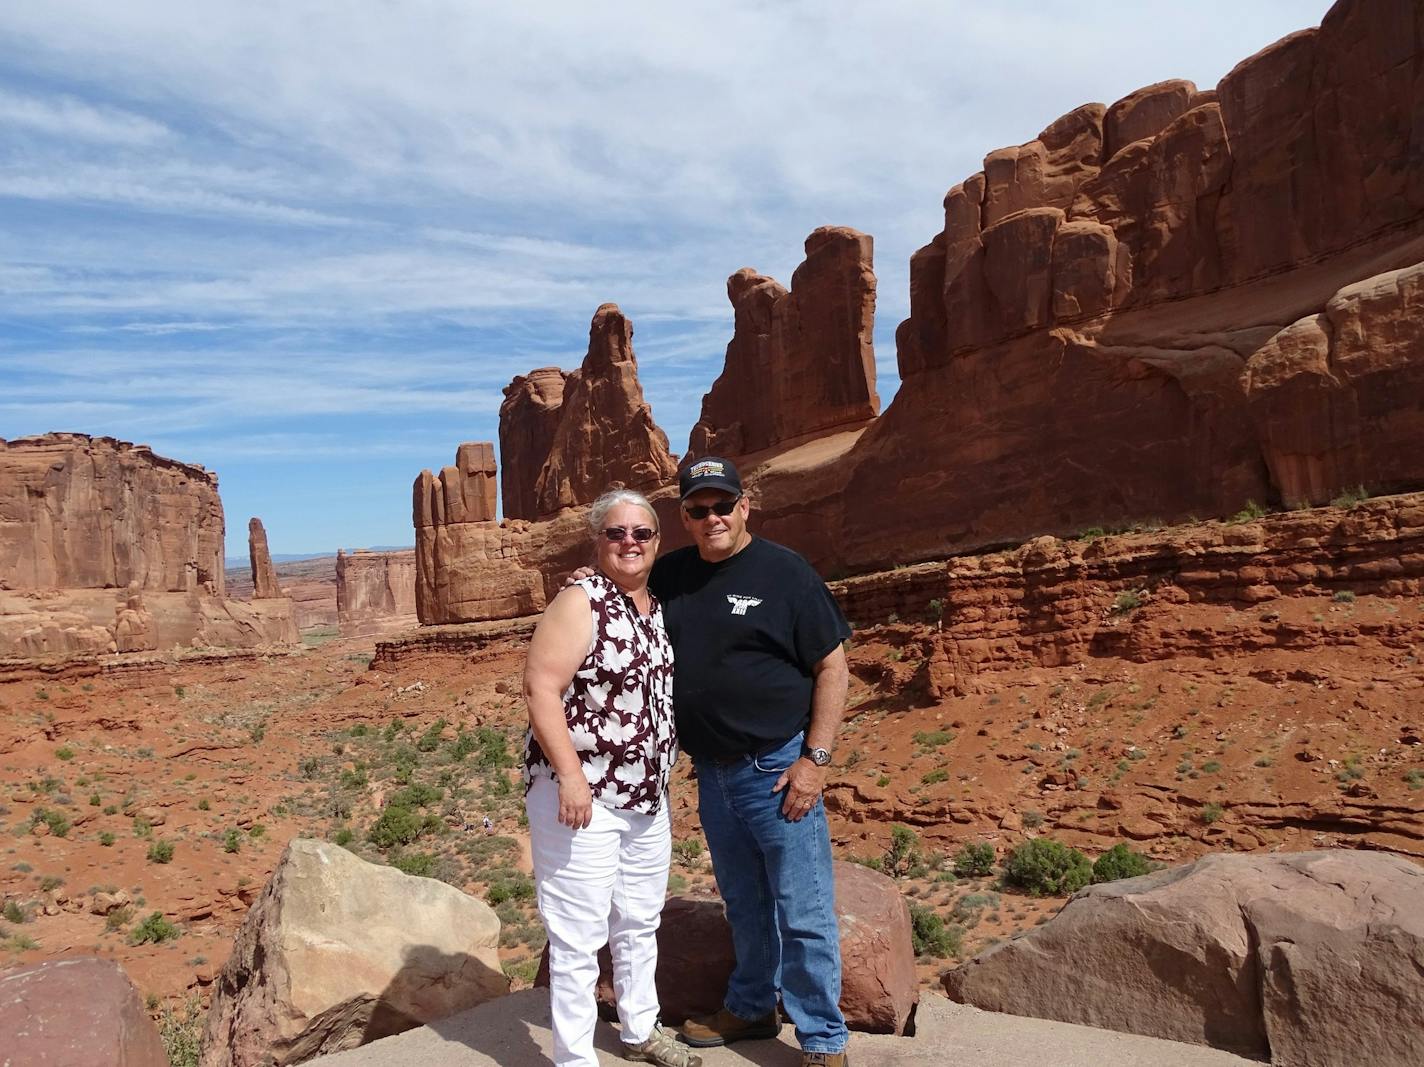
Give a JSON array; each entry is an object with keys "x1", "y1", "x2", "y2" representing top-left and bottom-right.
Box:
[{"x1": 726, "y1": 594, "x2": 763, "y2": 615}]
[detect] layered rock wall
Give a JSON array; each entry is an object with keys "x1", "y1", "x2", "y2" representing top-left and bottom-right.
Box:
[
  {"x1": 0, "y1": 435, "x2": 296, "y2": 658},
  {"x1": 499, "y1": 368, "x2": 567, "y2": 521},
  {"x1": 335, "y1": 549, "x2": 417, "y2": 638},
  {"x1": 745, "y1": 0, "x2": 1424, "y2": 575},
  {"x1": 830, "y1": 492, "x2": 1424, "y2": 689},
  {"x1": 413, "y1": 443, "x2": 548, "y2": 624},
  {"x1": 0, "y1": 434, "x2": 225, "y2": 594},
  {"x1": 530, "y1": 303, "x2": 678, "y2": 516},
  {"x1": 689, "y1": 227, "x2": 879, "y2": 457}
]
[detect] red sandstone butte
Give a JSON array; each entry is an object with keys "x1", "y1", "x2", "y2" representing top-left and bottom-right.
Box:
[
  {"x1": 688, "y1": 226, "x2": 879, "y2": 459},
  {"x1": 336, "y1": 548, "x2": 417, "y2": 638},
  {"x1": 248, "y1": 517, "x2": 283, "y2": 599},
  {"x1": 412, "y1": 443, "x2": 548, "y2": 624},
  {"x1": 532, "y1": 303, "x2": 678, "y2": 516},
  {"x1": 499, "y1": 367, "x2": 567, "y2": 522},
  {"x1": 747, "y1": 0, "x2": 1424, "y2": 576},
  {"x1": 0, "y1": 434, "x2": 298, "y2": 658}
]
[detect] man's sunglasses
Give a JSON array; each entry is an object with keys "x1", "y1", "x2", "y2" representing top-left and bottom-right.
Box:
[
  {"x1": 683, "y1": 497, "x2": 740, "y2": 520},
  {"x1": 602, "y1": 526, "x2": 658, "y2": 543}
]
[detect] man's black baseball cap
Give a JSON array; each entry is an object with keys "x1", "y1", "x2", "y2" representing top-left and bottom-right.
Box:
[{"x1": 679, "y1": 457, "x2": 742, "y2": 499}]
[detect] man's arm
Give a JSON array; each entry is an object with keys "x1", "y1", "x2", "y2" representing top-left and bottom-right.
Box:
[{"x1": 772, "y1": 642, "x2": 849, "y2": 821}]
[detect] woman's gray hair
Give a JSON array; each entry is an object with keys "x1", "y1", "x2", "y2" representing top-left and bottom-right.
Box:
[{"x1": 587, "y1": 488, "x2": 658, "y2": 536}]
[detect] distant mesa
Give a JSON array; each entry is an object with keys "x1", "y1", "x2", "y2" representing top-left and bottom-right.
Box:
[
  {"x1": 0, "y1": 434, "x2": 298, "y2": 661},
  {"x1": 335, "y1": 547, "x2": 417, "y2": 638}
]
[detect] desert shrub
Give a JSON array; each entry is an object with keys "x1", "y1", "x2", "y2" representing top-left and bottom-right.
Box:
[
  {"x1": 391, "y1": 852, "x2": 437, "y2": 878},
  {"x1": 34, "y1": 808, "x2": 70, "y2": 838},
  {"x1": 908, "y1": 904, "x2": 963, "y2": 958},
  {"x1": 1091, "y1": 843, "x2": 1153, "y2": 884},
  {"x1": 2, "y1": 900, "x2": 27, "y2": 924},
  {"x1": 1231, "y1": 500, "x2": 1268, "y2": 523},
  {"x1": 158, "y1": 997, "x2": 203, "y2": 1067},
  {"x1": 55, "y1": 746, "x2": 75, "y2": 761},
  {"x1": 1002, "y1": 838, "x2": 1093, "y2": 897},
  {"x1": 416, "y1": 718, "x2": 448, "y2": 753},
  {"x1": 1333, "y1": 590, "x2": 1356, "y2": 604},
  {"x1": 368, "y1": 805, "x2": 423, "y2": 849},
  {"x1": 389, "y1": 782, "x2": 442, "y2": 809},
  {"x1": 1199, "y1": 802, "x2": 1225, "y2": 824},
  {"x1": 1111, "y1": 590, "x2": 1144, "y2": 615},
  {"x1": 952, "y1": 842, "x2": 995, "y2": 878},
  {"x1": 332, "y1": 827, "x2": 355, "y2": 847},
  {"x1": 98, "y1": 831, "x2": 116, "y2": 847},
  {"x1": 913, "y1": 730, "x2": 955, "y2": 749},
  {"x1": 147, "y1": 840, "x2": 175, "y2": 864},
  {"x1": 222, "y1": 830, "x2": 242, "y2": 854},
  {"x1": 883, "y1": 824, "x2": 930, "y2": 879},
  {"x1": 1331, "y1": 485, "x2": 1369, "y2": 508},
  {"x1": 39, "y1": 875, "x2": 63, "y2": 892},
  {"x1": 1021, "y1": 810, "x2": 1044, "y2": 829},
  {"x1": 104, "y1": 905, "x2": 135, "y2": 932},
  {"x1": 921, "y1": 769, "x2": 948, "y2": 785},
  {"x1": 128, "y1": 911, "x2": 180, "y2": 945},
  {"x1": 672, "y1": 838, "x2": 703, "y2": 868},
  {"x1": 486, "y1": 870, "x2": 535, "y2": 905}
]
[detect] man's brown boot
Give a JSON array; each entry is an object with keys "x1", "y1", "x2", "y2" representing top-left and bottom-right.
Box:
[
  {"x1": 678, "y1": 1006, "x2": 781, "y2": 1048},
  {"x1": 801, "y1": 1053, "x2": 848, "y2": 1066}
]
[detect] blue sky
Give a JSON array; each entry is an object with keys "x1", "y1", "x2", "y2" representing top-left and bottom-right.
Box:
[{"x1": 0, "y1": 1, "x2": 1327, "y2": 558}]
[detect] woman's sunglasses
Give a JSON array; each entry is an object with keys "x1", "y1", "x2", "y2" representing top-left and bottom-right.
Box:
[
  {"x1": 682, "y1": 498, "x2": 740, "y2": 520},
  {"x1": 602, "y1": 526, "x2": 658, "y2": 543}
]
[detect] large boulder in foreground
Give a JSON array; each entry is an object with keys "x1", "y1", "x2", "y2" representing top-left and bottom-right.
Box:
[
  {"x1": 942, "y1": 850, "x2": 1424, "y2": 1066},
  {"x1": 537, "y1": 859, "x2": 917, "y2": 1034},
  {"x1": 0, "y1": 957, "x2": 168, "y2": 1067},
  {"x1": 201, "y1": 839, "x2": 508, "y2": 1067}
]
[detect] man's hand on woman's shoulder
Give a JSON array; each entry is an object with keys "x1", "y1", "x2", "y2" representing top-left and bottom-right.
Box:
[{"x1": 563, "y1": 566, "x2": 597, "y2": 587}]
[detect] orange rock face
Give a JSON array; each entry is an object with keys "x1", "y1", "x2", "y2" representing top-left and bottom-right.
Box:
[
  {"x1": 247, "y1": 518, "x2": 282, "y2": 600},
  {"x1": 0, "y1": 435, "x2": 297, "y2": 659},
  {"x1": 747, "y1": 0, "x2": 1424, "y2": 575},
  {"x1": 688, "y1": 227, "x2": 879, "y2": 458},
  {"x1": 0, "y1": 434, "x2": 225, "y2": 594},
  {"x1": 498, "y1": 367, "x2": 567, "y2": 521},
  {"x1": 531, "y1": 303, "x2": 677, "y2": 516},
  {"x1": 335, "y1": 548, "x2": 417, "y2": 638}
]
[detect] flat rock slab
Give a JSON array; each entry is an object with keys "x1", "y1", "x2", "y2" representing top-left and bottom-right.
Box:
[{"x1": 313, "y1": 988, "x2": 1259, "y2": 1067}]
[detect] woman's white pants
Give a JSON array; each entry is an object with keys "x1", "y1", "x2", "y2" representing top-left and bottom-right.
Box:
[{"x1": 526, "y1": 777, "x2": 671, "y2": 1067}]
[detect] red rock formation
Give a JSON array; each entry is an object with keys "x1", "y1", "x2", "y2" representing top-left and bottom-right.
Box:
[
  {"x1": 688, "y1": 227, "x2": 879, "y2": 458},
  {"x1": 0, "y1": 957, "x2": 169, "y2": 1067},
  {"x1": 744, "y1": 0, "x2": 1424, "y2": 575},
  {"x1": 336, "y1": 549, "x2": 417, "y2": 638},
  {"x1": 413, "y1": 444, "x2": 548, "y2": 624},
  {"x1": 499, "y1": 367, "x2": 567, "y2": 521},
  {"x1": 0, "y1": 434, "x2": 225, "y2": 594},
  {"x1": 247, "y1": 517, "x2": 282, "y2": 599},
  {"x1": 0, "y1": 434, "x2": 297, "y2": 658},
  {"x1": 532, "y1": 304, "x2": 678, "y2": 516}
]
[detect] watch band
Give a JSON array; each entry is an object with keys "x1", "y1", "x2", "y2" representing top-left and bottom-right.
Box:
[{"x1": 803, "y1": 745, "x2": 832, "y2": 767}]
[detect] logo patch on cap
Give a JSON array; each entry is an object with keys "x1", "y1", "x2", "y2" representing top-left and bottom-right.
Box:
[{"x1": 689, "y1": 460, "x2": 724, "y2": 479}]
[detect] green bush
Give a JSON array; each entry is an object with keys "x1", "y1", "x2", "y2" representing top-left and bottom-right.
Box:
[
  {"x1": 222, "y1": 830, "x2": 242, "y2": 854},
  {"x1": 1002, "y1": 838, "x2": 1093, "y2": 897},
  {"x1": 128, "y1": 911, "x2": 180, "y2": 945},
  {"x1": 1200, "y1": 802, "x2": 1225, "y2": 824},
  {"x1": 389, "y1": 782, "x2": 442, "y2": 809},
  {"x1": 34, "y1": 808, "x2": 70, "y2": 838},
  {"x1": 1091, "y1": 843, "x2": 1153, "y2": 883},
  {"x1": 98, "y1": 831, "x2": 116, "y2": 847},
  {"x1": 1111, "y1": 590, "x2": 1144, "y2": 615},
  {"x1": 55, "y1": 746, "x2": 75, "y2": 761},
  {"x1": 952, "y1": 842, "x2": 995, "y2": 878},
  {"x1": 486, "y1": 870, "x2": 535, "y2": 905},
  {"x1": 147, "y1": 840, "x2": 175, "y2": 864},
  {"x1": 416, "y1": 718, "x2": 448, "y2": 753},
  {"x1": 908, "y1": 904, "x2": 963, "y2": 958},
  {"x1": 368, "y1": 805, "x2": 424, "y2": 849},
  {"x1": 332, "y1": 827, "x2": 355, "y2": 847},
  {"x1": 391, "y1": 852, "x2": 437, "y2": 878}
]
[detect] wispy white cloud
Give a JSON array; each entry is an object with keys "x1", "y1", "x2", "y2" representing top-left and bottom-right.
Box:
[{"x1": 0, "y1": 88, "x2": 171, "y2": 145}]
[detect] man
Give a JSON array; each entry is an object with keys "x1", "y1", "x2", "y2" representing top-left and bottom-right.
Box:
[{"x1": 650, "y1": 456, "x2": 851, "y2": 1067}]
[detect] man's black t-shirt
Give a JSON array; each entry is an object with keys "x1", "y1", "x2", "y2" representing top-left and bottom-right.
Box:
[{"x1": 649, "y1": 537, "x2": 851, "y2": 761}]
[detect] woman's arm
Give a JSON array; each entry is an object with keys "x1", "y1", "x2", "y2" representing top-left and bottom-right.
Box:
[{"x1": 523, "y1": 586, "x2": 595, "y2": 829}]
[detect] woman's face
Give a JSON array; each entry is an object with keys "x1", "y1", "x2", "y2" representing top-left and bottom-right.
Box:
[{"x1": 596, "y1": 503, "x2": 659, "y2": 587}]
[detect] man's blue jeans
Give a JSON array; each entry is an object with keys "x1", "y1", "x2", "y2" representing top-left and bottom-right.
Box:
[{"x1": 694, "y1": 733, "x2": 847, "y2": 1054}]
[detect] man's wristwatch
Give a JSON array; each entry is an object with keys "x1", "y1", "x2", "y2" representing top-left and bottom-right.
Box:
[{"x1": 803, "y1": 745, "x2": 833, "y2": 767}]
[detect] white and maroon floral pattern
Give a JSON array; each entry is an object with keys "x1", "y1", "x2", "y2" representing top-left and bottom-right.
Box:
[{"x1": 523, "y1": 572, "x2": 676, "y2": 814}]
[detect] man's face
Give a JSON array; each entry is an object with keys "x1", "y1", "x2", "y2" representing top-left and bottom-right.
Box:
[{"x1": 679, "y1": 488, "x2": 751, "y2": 563}]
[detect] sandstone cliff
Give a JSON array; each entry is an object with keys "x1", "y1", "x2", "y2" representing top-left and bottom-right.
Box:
[
  {"x1": 689, "y1": 226, "x2": 879, "y2": 458},
  {"x1": 498, "y1": 368, "x2": 567, "y2": 522},
  {"x1": 748, "y1": 0, "x2": 1424, "y2": 574},
  {"x1": 0, "y1": 434, "x2": 225, "y2": 594},
  {"x1": 529, "y1": 303, "x2": 678, "y2": 516},
  {"x1": 0, "y1": 435, "x2": 297, "y2": 659},
  {"x1": 335, "y1": 549, "x2": 417, "y2": 638}
]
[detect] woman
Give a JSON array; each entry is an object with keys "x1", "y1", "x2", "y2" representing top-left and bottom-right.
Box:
[{"x1": 523, "y1": 488, "x2": 698, "y2": 1067}]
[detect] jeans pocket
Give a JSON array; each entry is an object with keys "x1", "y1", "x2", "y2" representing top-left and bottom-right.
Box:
[{"x1": 751, "y1": 734, "x2": 804, "y2": 774}]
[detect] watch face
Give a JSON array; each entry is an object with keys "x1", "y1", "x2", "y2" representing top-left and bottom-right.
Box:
[{"x1": 810, "y1": 747, "x2": 832, "y2": 766}]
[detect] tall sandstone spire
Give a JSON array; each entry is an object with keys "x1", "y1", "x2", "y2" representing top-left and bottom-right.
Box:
[
  {"x1": 498, "y1": 367, "x2": 567, "y2": 521},
  {"x1": 688, "y1": 226, "x2": 879, "y2": 459},
  {"x1": 248, "y1": 517, "x2": 282, "y2": 599},
  {"x1": 531, "y1": 303, "x2": 677, "y2": 516}
]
